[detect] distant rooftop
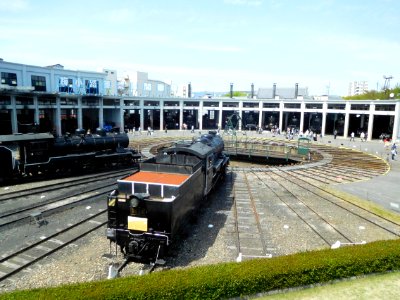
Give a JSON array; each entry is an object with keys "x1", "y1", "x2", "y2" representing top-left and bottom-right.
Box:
[{"x1": 257, "y1": 87, "x2": 308, "y2": 99}]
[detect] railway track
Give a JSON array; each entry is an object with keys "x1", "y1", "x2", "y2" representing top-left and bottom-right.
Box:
[
  {"x1": 229, "y1": 168, "x2": 400, "y2": 261},
  {"x1": 0, "y1": 210, "x2": 107, "y2": 282},
  {"x1": 271, "y1": 168, "x2": 400, "y2": 235},
  {"x1": 1, "y1": 135, "x2": 396, "y2": 290},
  {"x1": 0, "y1": 168, "x2": 134, "y2": 201},
  {"x1": 0, "y1": 170, "x2": 133, "y2": 230}
]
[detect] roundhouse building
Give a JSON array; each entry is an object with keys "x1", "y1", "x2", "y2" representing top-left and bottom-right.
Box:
[{"x1": 1, "y1": 59, "x2": 399, "y2": 141}]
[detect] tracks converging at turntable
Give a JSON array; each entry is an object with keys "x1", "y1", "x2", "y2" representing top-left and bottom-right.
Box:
[{"x1": 0, "y1": 134, "x2": 396, "y2": 288}]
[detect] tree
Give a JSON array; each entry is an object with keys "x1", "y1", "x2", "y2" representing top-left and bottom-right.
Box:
[
  {"x1": 222, "y1": 91, "x2": 248, "y2": 97},
  {"x1": 343, "y1": 85, "x2": 400, "y2": 100}
]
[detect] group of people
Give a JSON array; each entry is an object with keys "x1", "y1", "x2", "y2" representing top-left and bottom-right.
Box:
[{"x1": 350, "y1": 131, "x2": 366, "y2": 142}]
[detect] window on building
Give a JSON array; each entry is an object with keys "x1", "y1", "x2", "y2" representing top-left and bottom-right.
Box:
[
  {"x1": 59, "y1": 77, "x2": 74, "y2": 93},
  {"x1": 305, "y1": 103, "x2": 323, "y2": 109},
  {"x1": 351, "y1": 104, "x2": 369, "y2": 110},
  {"x1": 1, "y1": 72, "x2": 17, "y2": 86},
  {"x1": 38, "y1": 98, "x2": 56, "y2": 105},
  {"x1": 0, "y1": 95, "x2": 11, "y2": 105},
  {"x1": 157, "y1": 83, "x2": 164, "y2": 91},
  {"x1": 327, "y1": 104, "x2": 345, "y2": 110},
  {"x1": 184, "y1": 101, "x2": 199, "y2": 107},
  {"x1": 263, "y1": 103, "x2": 280, "y2": 108},
  {"x1": 375, "y1": 104, "x2": 395, "y2": 111},
  {"x1": 85, "y1": 80, "x2": 99, "y2": 94},
  {"x1": 144, "y1": 101, "x2": 159, "y2": 106},
  {"x1": 16, "y1": 96, "x2": 34, "y2": 105},
  {"x1": 203, "y1": 101, "x2": 219, "y2": 107},
  {"x1": 223, "y1": 102, "x2": 239, "y2": 107},
  {"x1": 243, "y1": 102, "x2": 258, "y2": 108},
  {"x1": 164, "y1": 101, "x2": 180, "y2": 107},
  {"x1": 284, "y1": 103, "x2": 301, "y2": 109},
  {"x1": 104, "y1": 99, "x2": 120, "y2": 106},
  {"x1": 144, "y1": 82, "x2": 152, "y2": 91},
  {"x1": 31, "y1": 75, "x2": 47, "y2": 92},
  {"x1": 124, "y1": 100, "x2": 140, "y2": 106}
]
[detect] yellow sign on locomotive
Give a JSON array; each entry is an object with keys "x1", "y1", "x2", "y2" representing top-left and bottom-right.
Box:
[{"x1": 127, "y1": 216, "x2": 148, "y2": 231}]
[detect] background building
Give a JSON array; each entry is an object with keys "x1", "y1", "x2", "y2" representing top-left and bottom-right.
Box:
[
  {"x1": 1, "y1": 59, "x2": 399, "y2": 141},
  {"x1": 348, "y1": 81, "x2": 369, "y2": 96}
]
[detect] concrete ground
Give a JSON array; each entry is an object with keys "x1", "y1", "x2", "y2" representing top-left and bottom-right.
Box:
[
  {"x1": 131, "y1": 129, "x2": 399, "y2": 214},
  {"x1": 311, "y1": 133, "x2": 400, "y2": 214}
]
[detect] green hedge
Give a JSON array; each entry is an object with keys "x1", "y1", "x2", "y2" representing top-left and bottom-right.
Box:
[{"x1": 2, "y1": 239, "x2": 400, "y2": 299}]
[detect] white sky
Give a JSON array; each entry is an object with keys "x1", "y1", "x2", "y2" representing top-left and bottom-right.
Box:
[{"x1": 1, "y1": 0, "x2": 399, "y2": 96}]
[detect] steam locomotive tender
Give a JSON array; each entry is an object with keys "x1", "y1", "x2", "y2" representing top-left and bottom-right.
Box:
[
  {"x1": 0, "y1": 129, "x2": 140, "y2": 182},
  {"x1": 106, "y1": 131, "x2": 229, "y2": 267}
]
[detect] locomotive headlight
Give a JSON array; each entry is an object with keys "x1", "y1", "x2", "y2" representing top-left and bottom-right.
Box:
[{"x1": 130, "y1": 197, "x2": 139, "y2": 208}]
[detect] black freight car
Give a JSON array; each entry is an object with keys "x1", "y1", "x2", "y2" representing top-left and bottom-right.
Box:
[
  {"x1": 0, "y1": 129, "x2": 140, "y2": 182},
  {"x1": 106, "y1": 131, "x2": 229, "y2": 275}
]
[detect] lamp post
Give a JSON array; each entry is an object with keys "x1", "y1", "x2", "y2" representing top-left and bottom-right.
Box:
[{"x1": 230, "y1": 83, "x2": 233, "y2": 98}]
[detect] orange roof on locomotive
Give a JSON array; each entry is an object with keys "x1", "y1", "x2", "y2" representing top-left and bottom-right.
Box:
[{"x1": 123, "y1": 171, "x2": 190, "y2": 186}]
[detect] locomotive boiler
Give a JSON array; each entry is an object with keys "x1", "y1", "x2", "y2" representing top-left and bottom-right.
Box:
[
  {"x1": 0, "y1": 129, "x2": 140, "y2": 182},
  {"x1": 106, "y1": 131, "x2": 229, "y2": 274}
]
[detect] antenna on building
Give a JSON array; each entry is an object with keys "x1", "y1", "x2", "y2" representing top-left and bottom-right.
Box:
[{"x1": 383, "y1": 75, "x2": 393, "y2": 90}]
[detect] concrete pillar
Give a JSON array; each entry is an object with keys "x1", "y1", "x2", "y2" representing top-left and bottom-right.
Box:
[
  {"x1": 392, "y1": 102, "x2": 400, "y2": 141},
  {"x1": 279, "y1": 102, "x2": 284, "y2": 131},
  {"x1": 367, "y1": 114, "x2": 374, "y2": 141},
  {"x1": 321, "y1": 102, "x2": 327, "y2": 136},
  {"x1": 217, "y1": 103, "x2": 222, "y2": 129},
  {"x1": 179, "y1": 107, "x2": 183, "y2": 130},
  {"x1": 343, "y1": 102, "x2": 351, "y2": 138},
  {"x1": 11, "y1": 95, "x2": 18, "y2": 133},
  {"x1": 119, "y1": 99, "x2": 124, "y2": 133},
  {"x1": 198, "y1": 100, "x2": 203, "y2": 130},
  {"x1": 99, "y1": 98, "x2": 104, "y2": 129},
  {"x1": 258, "y1": 101, "x2": 262, "y2": 129},
  {"x1": 238, "y1": 102, "x2": 243, "y2": 131},
  {"x1": 140, "y1": 108, "x2": 144, "y2": 131},
  {"x1": 321, "y1": 111, "x2": 327, "y2": 136},
  {"x1": 56, "y1": 97, "x2": 61, "y2": 136},
  {"x1": 33, "y1": 96, "x2": 39, "y2": 124},
  {"x1": 160, "y1": 100, "x2": 164, "y2": 131},
  {"x1": 299, "y1": 103, "x2": 305, "y2": 133},
  {"x1": 77, "y1": 97, "x2": 83, "y2": 129}
]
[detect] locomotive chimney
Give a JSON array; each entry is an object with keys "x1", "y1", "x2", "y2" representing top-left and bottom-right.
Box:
[
  {"x1": 295, "y1": 83, "x2": 299, "y2": 99},
  {"x1": 272, "y1": 83, "x2": 276, "y2": 99}
]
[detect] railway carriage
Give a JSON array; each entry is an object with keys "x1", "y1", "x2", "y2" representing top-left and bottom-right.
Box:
[{"x1": 106, "y1": 131, "x2": 229, "y2": 271}]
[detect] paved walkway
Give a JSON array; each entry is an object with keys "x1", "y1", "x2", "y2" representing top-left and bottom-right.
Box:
[
  {"x1": 316, "y1": 135, "x2": 400, "y2": 214},
  {"x1": 129, "y1": 129, "x2": 400, "y2": 214}
]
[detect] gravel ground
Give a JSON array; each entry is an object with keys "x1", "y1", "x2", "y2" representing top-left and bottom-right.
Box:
[
  {"x1": 1, "y1": 159, "x2": 397, "y2": 294},
  {"x1": 0, "y1": 181, "x2": 236, "y2": 293}
]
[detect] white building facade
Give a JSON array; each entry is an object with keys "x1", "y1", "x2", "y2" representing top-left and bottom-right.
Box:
[
  {"x1": 348, "y1": 81, "x2": 369, "y2": 96},
  {"x1": 1, "y1": 60, "x2": 399, "y2": 141}
]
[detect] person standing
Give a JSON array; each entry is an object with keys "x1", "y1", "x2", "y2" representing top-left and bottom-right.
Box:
[
  {"x1": 360, "y1": 131, "x2": 365, "y2": 142},
  {"x1": 392, "y1": 148, "x2": 397, "y2": 160},
  {"x1": 334, "y1": 129, "x2": 337, "y2": 139},
  {"x1": 350, "y1": 132, "x2": 355, "y2": 141}
]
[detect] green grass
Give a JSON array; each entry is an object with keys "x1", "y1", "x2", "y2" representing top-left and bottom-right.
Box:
[{"x1": 259, "y1": 271, "x2": 400, "y2": 299}]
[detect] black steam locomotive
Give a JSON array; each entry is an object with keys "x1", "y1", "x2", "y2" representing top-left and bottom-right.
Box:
[
  {"x1": 106, "y1": 131, "x2": 229, "y2": 274},
  {"x1": 0, "y1": 129, "x2": 140, "y2": 182}
]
